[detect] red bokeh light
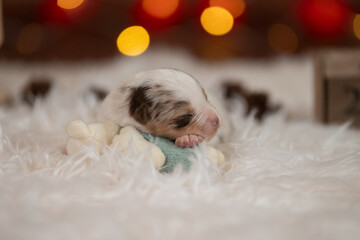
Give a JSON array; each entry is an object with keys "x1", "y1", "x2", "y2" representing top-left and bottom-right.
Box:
[
  {"x1": 38, "y1": 0, "x2": 70, "y2": 25},
  {"x1": 38, "y1": 0, "x2": 97, "y2": 26},
  {"x1": 132, "y1": 0, "x2": 185, "y2": 31},
  {"x1": 142, "y1": 0, "x2": 179, "y2": 19},
  {"x1": 296, "y1": 0, "x2": 352, "y2": 39}
]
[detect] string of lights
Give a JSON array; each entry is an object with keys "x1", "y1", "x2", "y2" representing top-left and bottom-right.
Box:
[{"x1": 2, "y1": 0, "x2": 360, "y2": 59}]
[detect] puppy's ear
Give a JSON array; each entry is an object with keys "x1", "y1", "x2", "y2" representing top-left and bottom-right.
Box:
[{"x1": 128, "y1": 86, "x2": 153, "y2": 124}]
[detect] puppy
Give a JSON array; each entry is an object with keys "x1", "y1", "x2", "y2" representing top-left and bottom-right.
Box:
[{"x1": 98, "y1": 69, "x2": 230, "y2": 148}]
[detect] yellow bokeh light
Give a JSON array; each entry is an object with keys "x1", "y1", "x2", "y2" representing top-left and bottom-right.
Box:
[
  {"x1": 200, "y1": 7, "x2": 234, "y2": 36},
  {"x1": 268, "y1": 24, "x2": 298, "y2": 53},
  {"x1": 353, "y1": 14, "x2": 360, "y2": 40},
  {"x1": 117, "y1": 26, "x2": 150, "y2": 57},
  {"x1": 57, "y1": 0, "x2": 84, "y2": 10},
  {"x1": 209, "y1": 0, "x2": 246, "y2": 18},
  {"x1": 142, "y1": 0, "x2": 179, "y2": 19}
]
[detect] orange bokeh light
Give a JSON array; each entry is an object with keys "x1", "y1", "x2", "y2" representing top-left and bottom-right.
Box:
[
  {"x1": 142, "y1": 0, "x2": 179, "y2": 19},
  {"x1": 57, "y1": 0, "x2": 84, "y2": 10},
  {"x1": 209, "y1": 0, "x2": 246, "y2": 18},
  {"x1": 353, "y1": 14, "x2": 360, "y2": 40},
  {"x1": 201, "y1": 7, "x2": 234, "y2": 36},
  {"x1": 116, "y1": 26, "x2": 150, "y2": 56}
]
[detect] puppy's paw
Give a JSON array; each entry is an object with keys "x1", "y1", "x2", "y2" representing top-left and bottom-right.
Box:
[{"x1": 175, "y1": 135, "x2": 204, "y2": 148}]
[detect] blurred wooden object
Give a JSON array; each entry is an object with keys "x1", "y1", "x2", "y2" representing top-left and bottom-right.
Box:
[{"x1": 315, "y1": 50, "x2": 360, "y2": 127}]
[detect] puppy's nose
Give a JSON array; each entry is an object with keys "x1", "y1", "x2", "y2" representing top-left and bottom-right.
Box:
[
  {"x1": 206, "y1": 111, "x2": 220, "y2": 130},
  {"x1": 210, "y1": 117, "x2": 220, "y2": 130},
  {"x1": 212, "y1": 117, "x2": 220, "y2": 129}
]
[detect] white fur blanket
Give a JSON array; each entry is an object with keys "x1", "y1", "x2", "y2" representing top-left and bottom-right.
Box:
[{"x1": 1, "y1": 49, "x2": 359, "y2": 240}]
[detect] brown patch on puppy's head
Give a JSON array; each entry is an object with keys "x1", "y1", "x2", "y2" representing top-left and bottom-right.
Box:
[
  {"x1": 129, "y1": 86, "x2": 153, "y2": 125},
  {"x1": 127, "y1": 84, "x2": 206, "y2": 140}
]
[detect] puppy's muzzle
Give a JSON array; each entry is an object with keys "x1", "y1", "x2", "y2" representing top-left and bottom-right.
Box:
[{"x1": 202, "y1": 109, "x2": 220, "y2": 140}]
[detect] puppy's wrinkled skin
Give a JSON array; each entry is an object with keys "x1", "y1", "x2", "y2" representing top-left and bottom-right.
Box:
[{"x1": 99, "y1": 69, "x2": 228, "y2": 147}]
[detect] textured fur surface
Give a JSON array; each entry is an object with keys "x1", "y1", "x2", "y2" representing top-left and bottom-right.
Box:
[{"x1": 1, "y1": 49, "x2": 360, "y2": 240}]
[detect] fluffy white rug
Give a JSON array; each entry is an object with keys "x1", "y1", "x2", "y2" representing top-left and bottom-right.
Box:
[{"x1": 1, "y1": 49, "x2": 360, "y2": 240}]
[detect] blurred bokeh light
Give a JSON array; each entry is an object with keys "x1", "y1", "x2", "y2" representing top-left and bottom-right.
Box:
[
  {"x1": 209, "y1": 0, "x2": 246, "y2": 18},
  {"x1": 353, "y1": 14, "x2": 360, "y2": 40},
  {"x1": 116, "y1": 26, "x2": 150, "y2": 57},
  {"x1": 201, "y1": 7, "x2": 234, "y2": 36},
  {"x1": 296, "y1": 0, "x2": 351, "y2": 38},
  {"x1": 133, "y1": 0, "x2": 184, "y2": 31},
  {"x1": 268, "y1": 24, "x2": 298, "y2": 53},
  {"x1": 57, "y1": 0, "x2": 84, "y2": 10},
  {"x1": 142, "y1": 0, "x2": 179, "y2": 19},
  {"x1": 1, "y1": 0, "x2": 360, "y2": 61},
  {"x1": 16, "y1": 23, "x2": 43, "y2": 54}
]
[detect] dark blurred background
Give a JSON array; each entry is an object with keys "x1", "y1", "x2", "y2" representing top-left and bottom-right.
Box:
[{"x1": 1, "y1": 0, "x2": 360, "y2": 61}]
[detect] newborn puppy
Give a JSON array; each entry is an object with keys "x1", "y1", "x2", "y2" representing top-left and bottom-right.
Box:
[{"x1": 98, "y1": 69, "x2": 220, "y2": 148}]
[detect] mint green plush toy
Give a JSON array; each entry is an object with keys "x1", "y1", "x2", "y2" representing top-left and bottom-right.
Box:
[{"x1": 141, "y1": 132, "x2": 194, "y2": 173}]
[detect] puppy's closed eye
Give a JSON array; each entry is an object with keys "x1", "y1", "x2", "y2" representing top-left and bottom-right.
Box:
[{"x1": 172, "y1": 114, "x2": 194, "y2": 129}]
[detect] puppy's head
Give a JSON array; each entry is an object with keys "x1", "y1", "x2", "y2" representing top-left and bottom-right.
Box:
[{"x1": 124, "y1": 69, "x2": 220, "y2": 141}]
